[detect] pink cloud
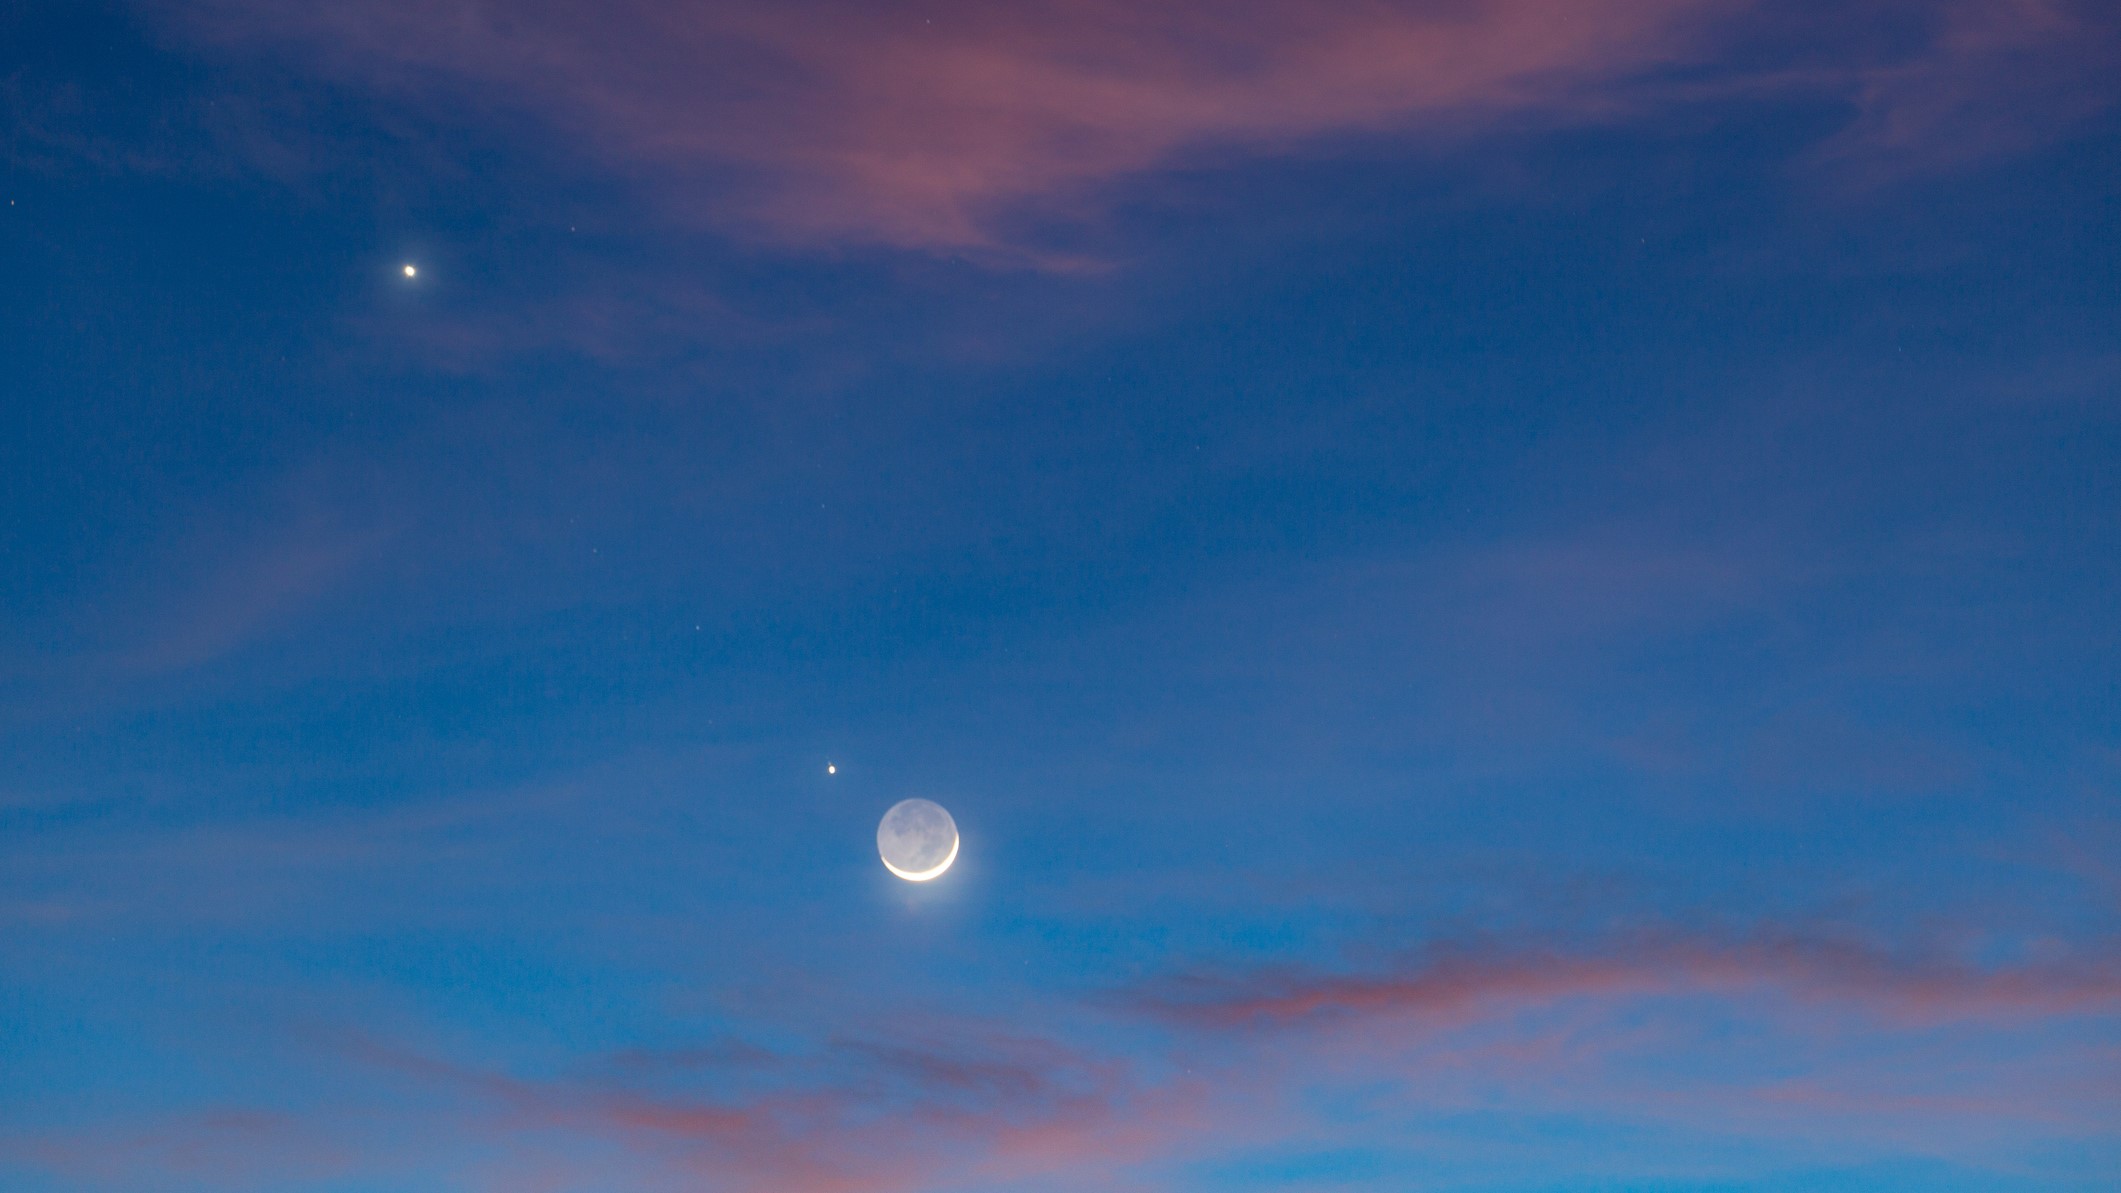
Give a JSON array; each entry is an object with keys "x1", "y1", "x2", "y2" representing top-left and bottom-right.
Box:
[
  {"x1": 164, "y1": 0, "x2": 1729, "y2": 255},
  {"x1": 315, "y1": 1022, "x2": 1201, "y2": 1193},
  {"x1": 1143, "y1": 928, "x2": 2121, "y2": 1029},
  {"x1": 145, "y1": 0, "x2": 2118, "y2": 259},
  {"x1": 18, "y1": 1108, "x2": 356, "y2": 1188},
  {"x1": 1812, "y1": 0, "x2": 2121, "y2": 182},
  {"x1": 122, "y1": 518, "x2": 393, "y2": 674},
  {"x1": 19, "y1": 929, "x2": 2116, "y2": 1192}
]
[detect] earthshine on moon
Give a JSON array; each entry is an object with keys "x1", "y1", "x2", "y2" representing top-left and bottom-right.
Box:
[{"x1": 877, "y1": 798, "x2": 958, "y2": 882}]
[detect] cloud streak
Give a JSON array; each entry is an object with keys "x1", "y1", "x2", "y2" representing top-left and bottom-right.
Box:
[
  {"x1": 1811, "y1": 0, "x2": 2121, "y2": 182},
  {"x1": 17, "y1": 919, "x2": 2116, "y2": 1191},
  {"x1": 149, "y1": 0, "x2": 2117, "y2": 260},
  {"x1": 159, "y1": 0, "x2": 1721, "y2": 256},
  {"x1": 1143, "y1": 928, "x2": 2121, "y2": 1033},
  {"x1": 321, "y1": 1022, "x2": 1197, "y2": 1193}
]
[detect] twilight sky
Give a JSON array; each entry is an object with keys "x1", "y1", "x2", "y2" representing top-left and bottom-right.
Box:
[{"x1": 3, "y1": 1, "x2": 2118, "y2": 1190}]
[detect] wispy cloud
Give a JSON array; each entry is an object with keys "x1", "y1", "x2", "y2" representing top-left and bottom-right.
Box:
[
  {"x1": 18, "y1": 1110, "x2": 355, "y2": 1190},
  {"x1": 163, "y1": 0, "x2": 1723, "y2": 256},
  {"x1": 16, "y1": 918, "x2": 2116, "y2": 1190},
  {"x1": 119, "y1": 515, "x2": 395, "y2": 675},
  {"x1": 313, "y1": 1021, "x2": 1198, "y2": 1193},
  {"x1": 1140, "y1": 928, "x2": 2121, "y2": 1029},
  {"x1": 1811, "y1": 0, "x2": 2121, "y2": 183},
  {"x1": 141, "y1": 0, "x2": 2117, "y2": 261}
]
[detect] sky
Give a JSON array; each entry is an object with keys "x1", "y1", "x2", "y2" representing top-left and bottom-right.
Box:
[{"x1": 2, "y1": 1, "x2": 2118, "y2": 1190}]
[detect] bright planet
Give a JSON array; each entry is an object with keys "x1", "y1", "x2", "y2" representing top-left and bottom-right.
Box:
[{"x1": 877, "y1": 798, "x2": 958, "y2": 882}]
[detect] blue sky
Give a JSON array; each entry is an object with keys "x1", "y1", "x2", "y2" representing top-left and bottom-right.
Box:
[{"x1": 2, "y1": 1, "x2": 2118, "y2": 1190}]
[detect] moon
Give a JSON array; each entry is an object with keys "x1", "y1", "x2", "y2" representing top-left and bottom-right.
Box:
[{"x1": 877, "y1": 798, "x2": 958, "y2": 882}]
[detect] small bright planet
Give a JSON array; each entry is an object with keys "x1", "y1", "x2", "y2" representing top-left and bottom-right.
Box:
[
  {"x1": 402, "y1": 264, "x2": 417, "y2": 278},
  {"x1": 877, "y1": 798, "x2": 958, "y2": 882}
]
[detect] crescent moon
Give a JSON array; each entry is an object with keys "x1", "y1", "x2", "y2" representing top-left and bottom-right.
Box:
[
  {"x1": 882, "y1": 832, "x2": 959, "y2": 882},
  {"x1": 877, "y1": 799, "x2": 960, "y2": 882}
]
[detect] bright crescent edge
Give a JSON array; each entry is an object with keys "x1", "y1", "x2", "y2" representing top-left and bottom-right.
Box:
[{"x1": 881, "y1": 830, "x2": 959, "y2": 882}]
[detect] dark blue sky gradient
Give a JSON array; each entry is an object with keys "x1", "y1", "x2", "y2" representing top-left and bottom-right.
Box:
[{"x1": 3, "y1": 1, "x2": 2119, "y2": 1190}]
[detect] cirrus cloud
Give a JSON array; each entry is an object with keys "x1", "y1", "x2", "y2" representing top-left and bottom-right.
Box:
[
  {"x1": 155, "y1": 0, "x2": 1729, "y2": 257},
  {"x1": 145, "y1": 0, "x2": 2118, "y2": 259}
]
